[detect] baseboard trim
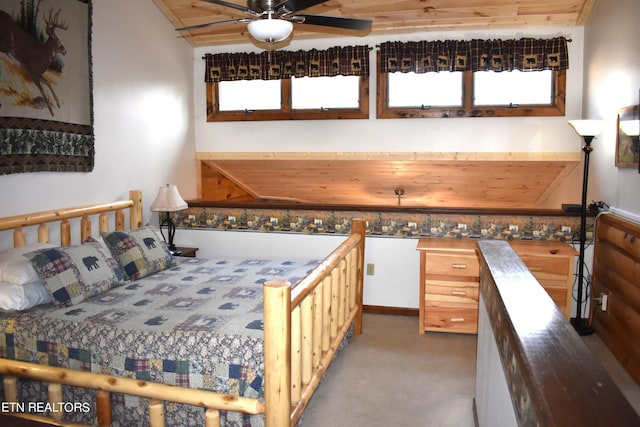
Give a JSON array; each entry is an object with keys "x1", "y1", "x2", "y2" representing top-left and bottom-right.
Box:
[{"x1": 363, "y1": 305, "x2": 419, "y2": 317}]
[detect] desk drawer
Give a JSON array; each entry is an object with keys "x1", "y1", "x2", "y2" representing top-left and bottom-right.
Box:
[
  {"x1": 517, "y1": 255, "x2": 570, "y2": 281},
  {"x1": 423, "y1": 301, "x2": 478, "y2": 334},
  {"x1": 424, "y1": 252, "x2": 480, "y2": 279},
  {"x1": 425, "y1": 280, "x2": 479, "y2": 304},
  {"x1": 542, "y1": 285, "x2": 568, "y2": 308}
]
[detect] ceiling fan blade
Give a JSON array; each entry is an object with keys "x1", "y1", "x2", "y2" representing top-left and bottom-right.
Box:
[
  {"x1": 200, "y1": 0, "x2": 256, "y2": 15},
  {"x1": 293, "y1": 14, "x2": 372, "y2": 31},
  {"x1": 176, "y1": 18, "x2": 252, "y2": 32},
  {"x1": 276, "y1": 0, "x2": 329, "y2": 14}
]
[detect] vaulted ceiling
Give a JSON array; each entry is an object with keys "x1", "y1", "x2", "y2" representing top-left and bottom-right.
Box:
[
  {"x1": 152, "y1": 1, "x2": 593, "y2": 209},
  {"x1": 153, "y1": 0, "x2": 596, "y2": 47}
]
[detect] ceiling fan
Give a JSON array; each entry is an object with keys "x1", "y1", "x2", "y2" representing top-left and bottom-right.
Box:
[{"x1": 177, "y1": 0, "x2": 372, "y2": 44}]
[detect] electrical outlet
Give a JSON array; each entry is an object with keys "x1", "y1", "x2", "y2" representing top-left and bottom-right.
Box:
[
  {"x1": 457, "y1": 223, "x2": 468, "y2": 231},
  {"x1": 270, "y1": 217, "x2": 278, "y2": 224},
  {"x1": 562, "y1": 226, "x2": 571, "y2": 233},
  {"x1": 408, "y1": 222, "x2": 417, "y2": 229},
  {"x1": 314, "y1": 219, "x2": 322, "y2": 225},
  {"x1": 366, "y1": 263, "x2": 375, "y2": 276},
  {"x1": 509, "y1": 224, "x2": 518, "y2": 232},
  {"x1": 228, "y1": 216, "x2": 236, "y2": 223}
]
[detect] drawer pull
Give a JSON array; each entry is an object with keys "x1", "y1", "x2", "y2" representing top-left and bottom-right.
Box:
[
  {"x1": 451, "y1": 290, "x2": 467, "y2": 296},
  {"x1": 451, "y1": 263, "x2": 468, "y2": 269},
  {"x1": 528, "y1": 266, "x2": 543, "y2": 272},
  {"x1": 450, "y1": 317, "x2": 466, "y2": 323}
]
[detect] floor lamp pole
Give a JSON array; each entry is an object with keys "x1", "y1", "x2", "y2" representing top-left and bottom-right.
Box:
[{"x1": 572, "y1": 136, "x2": 595, "y2": 336}]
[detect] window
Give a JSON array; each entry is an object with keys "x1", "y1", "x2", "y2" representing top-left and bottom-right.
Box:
[
  {"x1": 218, "y1": 79, "x2": 281, "y2": 111},
  {"x1": 204, "y1": 46, "x2": 370, "y2": 122},
  {"x1": 376, "y1": 38, "x2": 568, "y2": 119},
  {"x1": 291, "y1": 75, "x2": 361, "y2": 110},
  {"x1": 387, "y1": 71, "x2": 463, "y2": 108},
  {"x1": 208, "y1": 76, "x2": 368, "y2": 121},
  {"x1": 378, "y1": 66, "x2": 565, "y2": 119},
  {"x1": 473, "y1": 70, "x2": 553, "y2": 106}
]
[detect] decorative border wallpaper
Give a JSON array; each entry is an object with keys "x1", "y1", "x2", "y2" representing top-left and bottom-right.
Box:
[{"x1": 175, "y1": 207, "x2": 591, "y2": 243}]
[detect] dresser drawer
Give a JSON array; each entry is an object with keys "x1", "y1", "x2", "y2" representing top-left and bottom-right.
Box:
[
  {"x1": 425, "y1": 280, "x2": 479, "y2": 304},
  {"x1": 424, "y1": 252, "x2": 480, "y2": 279},
  {"x1": 518, "y1": 254, "x2": 571, "y2": 283},
  {"x1": 543, "y1": 285, "x2": 568, "y2": 308},
  {"x1": 423, "y1": 301, "x2": 478, "y2": 334}
]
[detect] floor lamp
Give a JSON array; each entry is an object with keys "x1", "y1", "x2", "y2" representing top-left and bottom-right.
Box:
[
  {"x1": 568, "y1": 119, "x2": 605, "y2": 336},
  {"x1": 150, "y1": 184, "x2": 188, "y2": 255}
]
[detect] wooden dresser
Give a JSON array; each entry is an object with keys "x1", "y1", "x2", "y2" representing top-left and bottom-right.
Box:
[{"x1": 417, "y1": 238, "x2": 577, "y2": 334}]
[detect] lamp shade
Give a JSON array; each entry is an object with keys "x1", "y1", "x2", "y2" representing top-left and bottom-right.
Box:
[
  {"x1": 568, "y1": 120, "x2": 605, "y2": 137},
  {"x1": 248, "y1": 17, "x2": 293, "y2": 43},
  {"x1": 620, "y1": 119, "x2": 640, "y2": 137},
  {"x1": 150, "y1": 184, "x2": 187, "y2": 212}
]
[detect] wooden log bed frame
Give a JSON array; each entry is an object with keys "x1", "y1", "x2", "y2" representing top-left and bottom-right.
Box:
[{"x1": 0, "y1": 190, "x2": 366, "y2": 427}]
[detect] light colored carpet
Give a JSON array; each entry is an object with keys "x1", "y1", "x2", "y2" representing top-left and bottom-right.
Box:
[
  {"x1": 300, "y1": 314, "x2": 477, "y2": 427},
  {"x1": 299, "y1": 313, "x2": 640, "y2": 426}
]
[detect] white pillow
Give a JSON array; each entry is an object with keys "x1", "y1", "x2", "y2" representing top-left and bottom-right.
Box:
[
  {"x1": 0, "y1": 281, "x2": 51, "y2": 311},
  {"x1": 0, "y1": 243, "x2": 55, "y2": 285}
]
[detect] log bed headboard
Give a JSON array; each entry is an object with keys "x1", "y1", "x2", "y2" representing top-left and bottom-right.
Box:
[
  {"x1": 590, "y1": 212, "x2": 640, "y2": 384},
  {"x1": 0, "y1": 190, "x2": 143, "y2": 248}
]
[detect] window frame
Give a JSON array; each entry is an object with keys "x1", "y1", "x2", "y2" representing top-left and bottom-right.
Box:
[
  {"x1": 376, "y1": 53, "x2": 566, "y2": 119},
  {"x1": 206, "y1": 75, "x2": 369, "y2": 122}
]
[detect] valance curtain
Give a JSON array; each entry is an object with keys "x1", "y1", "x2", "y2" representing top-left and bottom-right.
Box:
[
  {"x1": 379, "y1": 37, "x2": 569, "y2": 73},
  {"x1": 204, "y1": 45, "x2": 370, "y2": 82}
]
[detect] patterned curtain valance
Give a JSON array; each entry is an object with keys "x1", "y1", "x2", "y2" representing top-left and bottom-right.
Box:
[
  {"x1": 379, "y1": 37, "x2": 569, "y2": 73},
  {"x1": 204, "y1": 45, "x2": 370, "y2": 82}
]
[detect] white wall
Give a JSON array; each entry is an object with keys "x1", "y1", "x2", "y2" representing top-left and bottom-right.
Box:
[
  {"x1": 582, "y1": 0, "x2": 640, "y2": 217},
  {"x1": 0, "y1": 0, "x2": 196, "y2": 251}
]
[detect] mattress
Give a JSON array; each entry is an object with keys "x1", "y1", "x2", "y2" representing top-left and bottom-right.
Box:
[{"x1": 0, "y1": 256, "x2": 321, "y2": 426}]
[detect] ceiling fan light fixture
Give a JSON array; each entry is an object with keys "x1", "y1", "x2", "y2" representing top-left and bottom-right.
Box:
[{"x1": 248, "y1": 17, "x2": 293, "y2": 43}]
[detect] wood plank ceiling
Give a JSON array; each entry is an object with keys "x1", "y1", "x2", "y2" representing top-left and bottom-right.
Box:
[{"x1": 153, "y1": 0, "x2": 596, "y2": 47}]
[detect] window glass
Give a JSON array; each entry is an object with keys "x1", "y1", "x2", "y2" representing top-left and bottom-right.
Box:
[
  {"x1": 291, "y1": 75, "x2": 360, "y2": 109},
  {"x1": 218, "y1": 79, "x2": 281, "y2": 111},
  {"x1": 474, "y1": 70, "x2": 553, "y2": 106},
  {"x1": 388, "y1": 71, "x2": 463, "y2": 107}
]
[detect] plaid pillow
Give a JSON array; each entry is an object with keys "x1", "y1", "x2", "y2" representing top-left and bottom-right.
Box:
[
  {"x1": 25, "y1": 238, "x2": 125, "y2": 308},
  {"x1": 102, "y1": 226, "x2": 175, "y2": 281}
]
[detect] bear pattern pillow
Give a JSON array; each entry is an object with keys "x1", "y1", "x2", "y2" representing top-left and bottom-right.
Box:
[
  {"x1": 102, "y1": 226, "x2": 175, "y2": 281},
  {"x1": 25, "y1": 238, "x2": 125, "y2": 308}
]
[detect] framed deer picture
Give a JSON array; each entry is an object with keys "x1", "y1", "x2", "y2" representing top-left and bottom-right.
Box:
[{"x1": 0, "y1": 0, "x2": 93, "y2": 175}]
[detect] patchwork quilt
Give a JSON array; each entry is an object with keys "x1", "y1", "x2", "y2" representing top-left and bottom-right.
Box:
[{"x1": 0, "y1": 257, "x2": 321, "y2": 426}]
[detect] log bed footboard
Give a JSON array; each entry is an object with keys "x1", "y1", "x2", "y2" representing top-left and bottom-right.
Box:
[{"x1": 0, "y1": 191, "x2": 366, "y2": 427}]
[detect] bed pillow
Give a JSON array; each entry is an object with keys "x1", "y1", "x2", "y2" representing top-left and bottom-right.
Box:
[
  {"x1": 25, "y1": 238, "x2": 125, "y2": 308},
  {"x1": 101, "y1": 226, "x2": 175, "y2": 281},
  {"x1": 0, "y1": 243, "x2": 55, "y2": 285},
  {"x1": 0, "y1": 281, "x2": 51, "y2": 311}
]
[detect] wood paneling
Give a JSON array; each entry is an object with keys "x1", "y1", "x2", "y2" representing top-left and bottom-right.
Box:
[
  {"x1": 196, "y1": 151, "x2": 580, "y2": 208},
  {"x1": 591, "y1": 213, "x2": 640, "y2": 384},
  {"x1": 152, "y1": 0, "x2": 595, "y2": 47}
]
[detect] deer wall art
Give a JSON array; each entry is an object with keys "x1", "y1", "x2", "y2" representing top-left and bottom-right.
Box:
[{"x1": 0, "y1": 8, "x2": 68, "y2": 116}]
